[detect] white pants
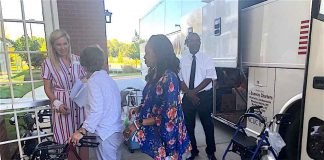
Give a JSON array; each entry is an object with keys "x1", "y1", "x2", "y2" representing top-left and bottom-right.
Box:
[{"x1": 96, "y1": 132, "x2": 123, "y2": 160}]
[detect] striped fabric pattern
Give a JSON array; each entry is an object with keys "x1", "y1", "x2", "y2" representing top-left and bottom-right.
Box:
[
  {"x1": 298, "y1": 19, "x2": 310, "y2": 55},
  {"x1": 41, "y1": 54, "x2": 86, "y2": 144}
]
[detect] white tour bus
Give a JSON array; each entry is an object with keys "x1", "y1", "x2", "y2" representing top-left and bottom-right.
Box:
[{"x1": 176, "y1": 0, "x2": 323, "y2": 159}]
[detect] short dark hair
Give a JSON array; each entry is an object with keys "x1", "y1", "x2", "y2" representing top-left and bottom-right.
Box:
[
  {"x1": 184, "y1": 32, "x2": 200, "y2": 47},
  {"x1": 80, "y1": 45, "x2": 105, "y2": 73}
]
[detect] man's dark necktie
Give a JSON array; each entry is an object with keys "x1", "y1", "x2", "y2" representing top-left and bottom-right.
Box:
[{"x1": 189, "y1": 55, "x2": 196, "y2": 89}]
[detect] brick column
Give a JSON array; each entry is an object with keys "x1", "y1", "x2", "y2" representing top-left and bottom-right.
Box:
[{"x1": 56, "y1": 0, "x2": 108, "y2": 55}]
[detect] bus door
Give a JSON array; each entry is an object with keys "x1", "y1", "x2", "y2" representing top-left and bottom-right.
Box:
[{"x1": 300, "y1": 1, "x2": 324, "y2": 159}]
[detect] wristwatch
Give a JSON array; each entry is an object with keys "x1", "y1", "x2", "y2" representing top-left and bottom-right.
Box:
[
  {"x1": 138, "y1": 119, "x2": 143, "y2": 126},
  {"x1": 134, "y1": 119, "x2": 143, "y2": 130},
  {"x1": 78, "y1": 129, "x2": 86, "y2": 136}
]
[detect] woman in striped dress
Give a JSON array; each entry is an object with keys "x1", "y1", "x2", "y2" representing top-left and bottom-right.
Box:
[{"x1": 41, "y1": 29, "x2": 86, "y2": 144}]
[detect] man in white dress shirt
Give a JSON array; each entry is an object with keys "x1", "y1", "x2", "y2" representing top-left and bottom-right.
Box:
[
  {"x1": 70, "y1": 45, "x2": 123, "y2": 160},
  {"x1": 179, "y1": 32, "x2": 217, "y2": 160}
]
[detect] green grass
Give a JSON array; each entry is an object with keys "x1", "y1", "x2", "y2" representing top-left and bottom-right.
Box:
[
  {"x1": 2, "y1": 111, "x2": 36, "y2": 141},
  {"x1": 11, "y1": 69, "x2": 42, "y2": 81},
  {"x1": 3, "y1": 114, "x2": 18, "y2": 140},
  {"x1": 10, "y1": 70, "x2": 29, "y2": 79},
  {"x1": 0, "y1": 81, "x2": 43, "y2": 99},
  {"x1": 0, "y1": 69, "x2": 42, "y2": 99},
  {"x1": 0, "y1": 70, "x2": 140, "y2": 99}
]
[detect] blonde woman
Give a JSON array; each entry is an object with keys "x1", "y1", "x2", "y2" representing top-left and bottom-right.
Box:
[{"x1": 41, "y1": 29, "x2": 86, "y2": 144}]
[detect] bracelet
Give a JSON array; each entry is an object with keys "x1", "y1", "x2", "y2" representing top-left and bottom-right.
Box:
[
  {"x1": 138, "y1": 119, "x2": 143, "y2": 125},
  {"x1": 134, "y1": 120, "x2": 140, "y2": 130},
  {"x1": 53, "y1": 99, "x2": 63, "y2": 109}
]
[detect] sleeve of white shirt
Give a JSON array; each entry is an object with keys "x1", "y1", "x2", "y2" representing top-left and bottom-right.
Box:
[
  {"x1": 205, "y1": 55, "x2": 217, "y2": 80},
  {"x1": 82, "y1": 80, "x2": 104, "y2": 133},
  {"x1": 178, "y1": 60, "x2": 184, "y2": 82}
]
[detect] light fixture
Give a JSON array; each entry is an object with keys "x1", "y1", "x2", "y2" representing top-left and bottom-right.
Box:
[{"x1": 105, "y1": 10, "x2": 112, "y2": 23}]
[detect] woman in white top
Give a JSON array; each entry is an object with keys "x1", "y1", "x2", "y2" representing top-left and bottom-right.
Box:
[{"x1": 70, "y1": 45, "x2": 123, "y2": 160}]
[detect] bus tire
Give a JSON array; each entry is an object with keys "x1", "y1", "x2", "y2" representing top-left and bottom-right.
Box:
[{"x1": 285, "y1": 115, "x2": 300, "y2": 160}]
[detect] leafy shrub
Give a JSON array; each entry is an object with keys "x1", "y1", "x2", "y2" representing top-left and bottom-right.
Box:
[{"x1": 122, "y1": 65, "x2": 140, "y2": 73}]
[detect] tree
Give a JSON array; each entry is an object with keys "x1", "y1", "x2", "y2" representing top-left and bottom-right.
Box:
[
  {"x1": 107, "y1": 31, "x2": 144, "y2": 61},
  {"x1": 117, "y1": 51, "x2": 124, "y2": 63},
  {"x1": 130, "y1": 30, "x2": 145, "y2": 60},
  {"x1": 107, "y1": 39, "x2": 120, "y2": 57},
  {"x1": 128, "y1": 51, "x2": 140, "y2": 60},
  {"x1": 14, "y1": 36, "x2": 40, "y2": 51},
  {"x1": 108, "y1": 54, "x2": 113, "y2": 62},
  {"x1": 13, "y1": 36, "x2": 46, "y2": 69},
  {"x1": 123, "y1": 43, "x2": 137, "y2": 59},
  {"x1": 107, "y1": 39, "x2": 135, "y2": 59}
]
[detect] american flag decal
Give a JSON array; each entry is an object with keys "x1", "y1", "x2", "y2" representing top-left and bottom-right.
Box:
[{"x1": 298, "y1": 20, "x2": 310, "y2": 55}]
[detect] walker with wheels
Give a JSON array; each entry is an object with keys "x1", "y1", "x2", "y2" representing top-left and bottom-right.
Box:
[
  {"x1": 120, "y1": 87, "x2": 142, "y2": 153},
  {"x1": 223, "y1": 106, "x2": 290, "y2": 160}
]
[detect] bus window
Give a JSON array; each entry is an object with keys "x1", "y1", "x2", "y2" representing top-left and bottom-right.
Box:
[
  {"x1": 319, "y1": 1, "x2": 324, "y2": 20},
  {"x1": 307, "y1": 117, "x2": 324, "y2": 159},
  {"x1": 320, "y1": 1, "x2": 324, "y2": 14}
]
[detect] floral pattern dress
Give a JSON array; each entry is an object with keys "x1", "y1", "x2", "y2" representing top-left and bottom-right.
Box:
[{"x1": 136, "y1": 70, "x2": 191, "y2": 160}]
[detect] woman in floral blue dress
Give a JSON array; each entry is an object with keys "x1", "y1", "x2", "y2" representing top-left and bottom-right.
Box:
[{"x1": 123, "y1": 34, "x2": 191, "y2": 160}]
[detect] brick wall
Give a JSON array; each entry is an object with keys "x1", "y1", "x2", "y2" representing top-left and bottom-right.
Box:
[{"x1": 56, "y1": 0, "x2": 108, "y2": 55}]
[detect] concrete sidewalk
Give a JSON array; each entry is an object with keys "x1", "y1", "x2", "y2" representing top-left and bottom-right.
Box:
[
  {"x1": 18, "y1": 77, "x2": 240, "y2": 159},
  {"x1": 121, "y1": 119, "x2": 240, "y2": 160}
]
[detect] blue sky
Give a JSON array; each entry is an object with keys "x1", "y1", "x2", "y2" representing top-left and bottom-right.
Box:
[
  {"x1": 2, "y1": 0, "x2": 160, "y2": 42},
  {"x1": 105, "y1": 0, "x2": 160, "y2": 42}
]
